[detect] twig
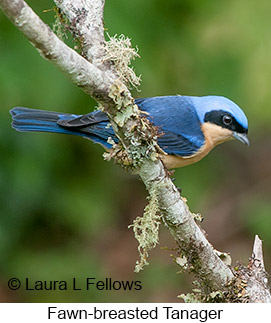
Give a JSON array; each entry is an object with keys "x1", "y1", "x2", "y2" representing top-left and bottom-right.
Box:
[{"x1": 243, "y1": 235, "x2": 271, "y2": 302}]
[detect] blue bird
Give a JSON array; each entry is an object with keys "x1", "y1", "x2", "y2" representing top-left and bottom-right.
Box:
[{"x1": 10, "y1": 95, "x2": 249, "y2": 168}]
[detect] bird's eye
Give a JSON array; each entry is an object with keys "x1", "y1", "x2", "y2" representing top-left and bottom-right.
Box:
[{"x1": 222, "y1": 115, "x2": 232, "y2": 125}]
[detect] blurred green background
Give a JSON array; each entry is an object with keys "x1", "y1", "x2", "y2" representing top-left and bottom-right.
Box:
[{"x1": 0, "y1": 0, "x2": 270, "y2": 302}]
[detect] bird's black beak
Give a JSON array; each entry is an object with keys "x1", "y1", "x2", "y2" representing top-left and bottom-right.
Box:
[{"x1": 233, "y1": 132, "x2": 250, "y2": 146}]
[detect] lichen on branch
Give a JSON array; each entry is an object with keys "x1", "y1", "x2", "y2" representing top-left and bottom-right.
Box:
[
  {"x1": 101, "y1": 34, "x2": 141, "y2": 89},
  {"x1": 129, "y1": 189, "x2": 161, "y2": 272},
  {"x1": 104, "y1": 80, "x2": 159, "y2": 169}
]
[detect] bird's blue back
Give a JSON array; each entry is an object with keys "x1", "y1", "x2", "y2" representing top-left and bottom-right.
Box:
[{"x1": 136, "y1": 96, "x2": 205, "y2": 156}]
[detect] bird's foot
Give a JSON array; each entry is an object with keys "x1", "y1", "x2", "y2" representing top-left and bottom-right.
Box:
[{"x1": 176, "y1": 186, "x2": 182, "y2": 194}]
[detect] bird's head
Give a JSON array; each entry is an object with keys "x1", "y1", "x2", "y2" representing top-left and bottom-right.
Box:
[{"x1": 191, "y1": 95, "x2": 249, "y2": 146}]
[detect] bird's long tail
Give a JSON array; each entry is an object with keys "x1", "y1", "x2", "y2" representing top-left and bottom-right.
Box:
[
  {"x1": 10, "y1": 107, "x2": 115, "y2": 148},
  {"x1": 10, "y1": 107, "x2": 77, "y2": 134},
  {"x1": 10, "y1": 106, "x2": 100, "y2": 140}
]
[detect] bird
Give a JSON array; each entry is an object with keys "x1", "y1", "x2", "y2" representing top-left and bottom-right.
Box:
[{"x1": 10, "y1": 95, "x2": 249, "y2": 169}]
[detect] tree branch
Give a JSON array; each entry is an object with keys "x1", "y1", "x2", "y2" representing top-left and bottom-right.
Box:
[
  {"x1": 140, "y1": 160, "x2": 234, "y2": 290},
  {"x1": 1, "y1": 0, "x2": 270, "y2": 301},
  {"x1": 0, "y1": 0, "x2": 115, "y2": 102},
  {"x1": 53, "y1": 0, "x2": 109, "y2": 69},
  {"x1": 244, "y1": 235, "x2": 271, "y2": 302}
]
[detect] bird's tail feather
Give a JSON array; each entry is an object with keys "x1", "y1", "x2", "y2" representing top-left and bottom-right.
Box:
[
  {"x1": 10, "y1": 107, "x2": 86, "y2": 137},
  {"x1": 10, "y1": 107, "x2": 115, "y2": 149}
]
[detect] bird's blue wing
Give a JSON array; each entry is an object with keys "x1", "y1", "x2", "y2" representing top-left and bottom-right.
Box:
[
  {"x1": 56, "y1": 97, "x2": 205, "y2": 156},
  {"x1": 135, "y1": 96, "x2": 205, "y2": 156}
]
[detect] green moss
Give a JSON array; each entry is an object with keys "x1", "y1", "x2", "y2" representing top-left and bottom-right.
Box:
[
  {"x1": 179, "y1": 269, "x2": 250, "y2": 303},
  {"x1": 107, "y1": 80, "x2": 158, "y2": 169},
  {"x1": 129, "y1": 189, "x2": 161, "y2": 272},
  {"x1": 101, "y1": 31, "x2": 161, "y2": 272}
]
